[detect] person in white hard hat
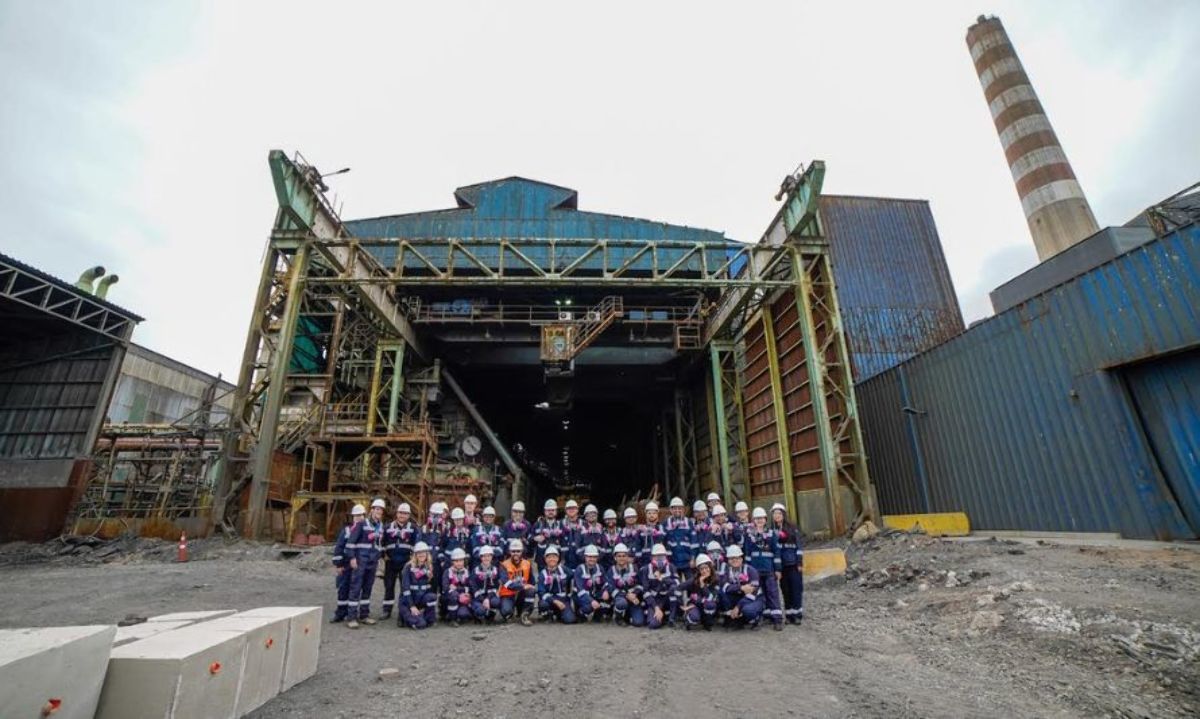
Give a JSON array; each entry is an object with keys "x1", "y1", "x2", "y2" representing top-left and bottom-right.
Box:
[
  {"x1": 608, "y1": 542, "x2": 643, "y2": 626},
  {"x1": 771, "y1": 503, "x2": 804, "y2": 625},
  {"x1": 470, "y1": 545, "x2": 502, "y2": 623},
  {"x1": 462, "y1": 494, "x2": 480, "y2": 528},
  {"x1": 683, "y1": 553, "x2": 720, "y2": 631},
  {"x1": 705, "y1": 540, "x2": 728, "y2": 574},
  {"x1": 561, "y1": 499, "x2": 584, "y2": 572},
  {"x1": 421, "y1": 502, "x2": 449, "y2": 583},
  {"x1": 533, "y1": 499, "x2": 565, "y2": 569},
  {"x1": 345, "y1": 500, "x2": 385, "y2": 628},
  {"x1": 734, "y1": 500, "x2": 751, "y2": 529},
  {"x1": 472, "y1": 506, "x2": 504, "y2": 567},
  {"x1": 692, "y1": 500, "x2": 711, "y2": 550},
  {"x1": 573, "y1": 544, "x2": 610, "y2": 622},
  {"x1": 499, "y1": 539, "x2": 535, "y2": 625},
  {"x1": 618, "y1": 507, "x2": 642, "y2": 565},
  {"x1": 399, "y1": 541, "x2": 437, "y2": 629},
  {"x1": 664, "y1": 497, "x2": 697, "y2": 582},
  {"x1": 381, "y1": 502, "x2": 418, "y2": 620},
  {"x1": 575, "y1": 504, "x2": 603, "y2": 570},
  {"x1": 720, "y1": 544, "x2": 764, "y2": 629},
  {"x1": 536, "y1": 545, "x2": 576, "y2": 623},
  {"x1": 599, "y1": 509, "x2": 621, "y2": 569},
  {"x1": 329, "y1": 504, "x2": 363, "y2": 623},
  {"x1": 502, "y1": 501, "x2": 531, "y2": 561},
  {"x1": 708, "y1": 504, "x2": 737, "y2": 548},
  {"x1": 640, "y1": 543, "x2": 679, "y2": 629},
  {"x1": 639, "y1": 501, "x2": 665, "y2": 568},
  {"x1": 706, "y1": 492, "x2": 722, "y2": 511},
  {"x1": 440, "y1": 506, "x2": 472, "y2": 579},
  {"x1": 744, "y1": 507, "x2": 783, "y2": 630},
  {"x1": 442, "y1": 547, "x2": 473, "y2": 626}
]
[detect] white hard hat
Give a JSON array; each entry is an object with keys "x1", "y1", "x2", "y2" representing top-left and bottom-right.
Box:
[
  {"x1": 584, "y1": 504, "x2": 598, "y2": 515},
  {"x1": 544, "y1": 499, "x2": 557, "y2": 510},
  {"x1": 397, "y1": 503, "x2": 411, "y2": 513},
  {"x1": 644, "y1": 501, "x2": 659, "y2": 512},
  {"x1": 735, "y1": 501, "x2": 749, "y2": 512},
  {"x1": 707, "y1": 492, "x2": 720, "y2": 502},
  {"x1": 371, "y1": 498, "x2": 386, "y2": 509},
  {"x1": 430, "y1": 502, "x2": 444, "y2": 515},
  {"x1": 545, "y1": 545, "x2": 560, "y2": 557},
  {"x1": 451, "y1": 507, "x2": 465, "y2": 520},
  {"x1": 483, "y1": 506, "x2": 496, "y2": 516},
  {"x1": 508, "y1": 539, "x2": 524, "y2": 552},
  {"x1": 450, "y1": 548, "x2": 467, "y2": 561},
  {"x1": 565, "y1": 499, "x2": 579, "y2": 509},
  {"x1": 651, "y1": 543, "x2": 668, "y2": 556},
  {"x1": 351, "y1": 504, "x2": 366, "y2": 515},
  {"x1": 613, "y1": 543, "x2": 630, "y2": 554},
  {"x1": 712, "y1": 505, "x2": 727, "y2": 516},
  {"x1": 623, "y1": 507, "x2": 638, "y2": 519},
  {"x1": 603, "y1": 508, "x2": 617, "y2": 520},
  {"x1": 695, "y1": 553, "x2": 712, "y2": 567},
  {"x1": 771, "y1": 502, "x2": 786, "y2": 513},
  {"x1": 726, "y1": 545, "x2": 744, "y2": 558},
  {"x1": 583, "y1": 544, "x2": 599, "y2": 558},
  {"x1": 692, "y1": 500, "x2": 706, "y2": 512},
  {"x1": 413, "y1": 541, "x2": 431, "y2": 553},
  {"x1": 706, "y1": 540, "x2": 722, "y2": 552},
  {"x1": 511, "y1": 501, "x2": 526, "y2": 512},
  {"x1": 480, "y1": 546, "x2": 495, "y2": 556},
  {"x1": 669, "y1": 497, "x2": 684, "y2": 508},
  {"x1": 752, "y1": 507, "x2": 767, "y2": 519},
  {"x1": 465, "y1": 494, "x2": 478, "y2": 504}
]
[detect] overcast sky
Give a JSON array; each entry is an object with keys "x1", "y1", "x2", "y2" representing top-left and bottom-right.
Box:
[{"x1": 2, "y1": 1, "x2": 1196, "y2": 378}]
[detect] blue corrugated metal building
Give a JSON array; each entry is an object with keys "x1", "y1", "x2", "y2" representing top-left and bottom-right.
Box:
[
  {"x1": 821, "y1": 196, "x2": 964, "y2": 381},
  {"x1": 857, "y1": 220, "x2": 1200, "y2": 539}
]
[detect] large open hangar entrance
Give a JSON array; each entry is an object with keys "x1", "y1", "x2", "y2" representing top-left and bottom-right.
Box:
[{"x1": 216, "y1": 152, "x2": 876, "y2": 541}]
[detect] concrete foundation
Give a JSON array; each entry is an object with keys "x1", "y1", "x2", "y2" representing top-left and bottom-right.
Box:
[
  {"x1": 97, "y1": 625, "x2": 247, "y2": 719},
  {"x1": 203, "y1": 615, "x2": 290, "y2": 716},
  {"x1": 0, "y1": 625, "x2": 116, "y2": 719},
  {"x1": 113, "y1": 620, "x2": 191, "y2": 647},
  {"x1": 238, "y1": 606, "x2": 322, "y2": 691}
]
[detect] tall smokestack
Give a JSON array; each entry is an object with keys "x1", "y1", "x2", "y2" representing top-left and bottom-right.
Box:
[{"x1": 967, "y1": 15, "x2": 1099, "y2": 261}]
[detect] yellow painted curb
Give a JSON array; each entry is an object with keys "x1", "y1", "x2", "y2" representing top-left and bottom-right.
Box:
[
  {"x1": 803, "y1": 548, "x2": 846, "y2": 581},
  {"x1": 883, "y1": 512, "x2": 971, "y2": 537}
]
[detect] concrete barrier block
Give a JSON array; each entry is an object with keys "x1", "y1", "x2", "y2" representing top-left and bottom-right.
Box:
[
  {"x1": 883, "y1": 512, "x2": 971, "y2": 537},
  {"x1": 113, "y1": 620, "x2": 191, "y2": 647},
  {"x1": 148, "y1": 609, "x2": 237, "y2": 623},
  {"x1": 237, "y1": 606, "x2": 322, "y2": 691},
  {"x1": 97, "y1": 625, "x2": 247, "y2": 719},
  {"x1": 0, "y1": 625, "x2": 116, "y2": 719},
  {"x1": 204, "y1": 615, "x2": 289, "y2": 716}
]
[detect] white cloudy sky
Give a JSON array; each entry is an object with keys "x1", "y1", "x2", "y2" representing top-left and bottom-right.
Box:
[{"x1": 2, "y1": 0, "x2": 1196, "y2": 378}]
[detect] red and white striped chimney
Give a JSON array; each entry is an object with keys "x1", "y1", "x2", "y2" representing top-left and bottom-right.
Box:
[{"x1": 967, "y1": 15, "x2": 1099, "y2": 261}]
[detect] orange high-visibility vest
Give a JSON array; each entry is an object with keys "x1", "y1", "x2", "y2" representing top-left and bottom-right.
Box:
[{"x1": 499, "y1": 558, "x2": 531, "y2": 597}]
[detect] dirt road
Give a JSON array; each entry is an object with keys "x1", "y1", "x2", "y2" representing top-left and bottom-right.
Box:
[{"x1": 1, "y1": 532, "x2": 1196, "y2": 718}]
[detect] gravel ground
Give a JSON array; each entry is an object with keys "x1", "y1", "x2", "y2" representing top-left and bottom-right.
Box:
[{"x1": 1, "y1": 532, "x2": 1197, "y2": 718}]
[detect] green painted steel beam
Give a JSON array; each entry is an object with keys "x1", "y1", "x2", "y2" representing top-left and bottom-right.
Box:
[
  {"x1": 760, "y1": 304, "x2": 798, "y2": 521},
  {"x1": 709, "y1": 343, "x2": 734, "y2": 509}
]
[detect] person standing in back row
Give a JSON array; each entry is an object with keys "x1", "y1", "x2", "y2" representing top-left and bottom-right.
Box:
[
  {"x1": 329, "y1": 506, "x2": 357, "y2": 623},
  {"x1": 346, "y1": 498, "x2": 385, "y2": 628},
  {"x1": 771, "y1": 502, "x2": 804, "y2": 625},
  {"x1": 380, "y1": 502, "x2": 417, "y2": 621},
  {"x1": 743, "y1": 506, "x2": 783, "y2": 631}
]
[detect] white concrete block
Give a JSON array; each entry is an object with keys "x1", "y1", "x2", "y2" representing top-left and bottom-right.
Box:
[
  {"x1": 204, "y1": 615, "x2": 290, "y2": 716},
  {"x1": 0, "y1": 625, "x2": 116, "y2": 719},
  {"x1": 148, "y1": 609, "x2": 236, "y2": 623},
  {"x1": 237, "y1": 606, "x2": 322, "y2": 691},
  {"x1": 113, "y1": 620, "x2": 191, "y2": 647},
  {"x1": 97, "y1": 625, "x2": 247, "y2": 719}
]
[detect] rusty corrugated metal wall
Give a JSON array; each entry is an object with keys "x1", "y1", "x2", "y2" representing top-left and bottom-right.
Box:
[{"x1": 822, "y1": 196, "x2": 964, "y2": 382}]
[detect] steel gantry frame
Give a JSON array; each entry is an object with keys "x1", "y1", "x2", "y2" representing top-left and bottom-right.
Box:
[{"x1": 221, "y1": 151, "x2": 876, "y2": 538}]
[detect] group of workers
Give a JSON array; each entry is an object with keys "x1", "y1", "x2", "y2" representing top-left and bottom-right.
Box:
[{"x1": 331, "y1": 491, "x2": 804, "y2": 631}]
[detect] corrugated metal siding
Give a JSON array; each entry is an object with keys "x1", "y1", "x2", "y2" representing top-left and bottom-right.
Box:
[
  {"x1": 821, "y1": 196, "x2": 965, "y2": 381},
  {"x1": 107, "y1": 345, "x2": 234, "y2": 425},
  {"x1": 858, "y1": 223, "x2": 1200, "y2": 539}
]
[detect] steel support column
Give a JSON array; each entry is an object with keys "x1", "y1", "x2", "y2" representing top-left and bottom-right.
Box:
[
  {"x1": 247, "y1": 242, "x2": 311, "y2": 536},
  {"x1": 760, "y1": 304, "x2": 798, "y2": 520},
  {"x1": 708, "y1": 343, "x2": 734, "y2": 509}
]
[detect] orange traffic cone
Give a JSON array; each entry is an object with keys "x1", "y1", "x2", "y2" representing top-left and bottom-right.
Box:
[{"x1": 177, "y1": 532, "x2": 188, "y2": 562}]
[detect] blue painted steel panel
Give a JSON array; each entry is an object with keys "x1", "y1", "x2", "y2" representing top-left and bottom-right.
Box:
[
  {"x1": 857, "y1": 223, "x2": 1200, "y2": 540},
  {"x1": 820, "y1": 196, "x2": 964, "y2": 381},
  {"x1": 1124, "y1": 349, "x2": 1200, "y2": 533}
]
